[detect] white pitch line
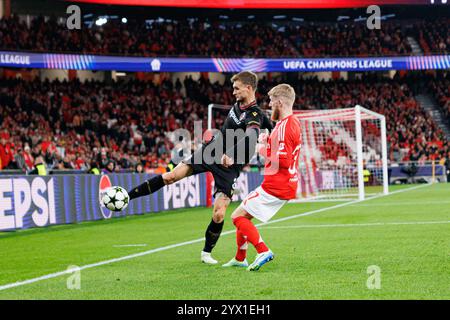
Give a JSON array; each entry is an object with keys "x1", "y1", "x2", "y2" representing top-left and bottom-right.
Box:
[
  {"x1": 259, "y1": 220, "x2": 450, "y2": 230},
  {"x1": 113, "y1": 244, "x2": 148, "y2": 248},
  {"x1": 0, "y1": 183, "x2": 431, "y2": 292},
  {"x1": 258, "y1": 183, "x2": 431, "y2": 227},
  {"x1": 349, "y1": 200, "x2": 450, "y2": 207}
]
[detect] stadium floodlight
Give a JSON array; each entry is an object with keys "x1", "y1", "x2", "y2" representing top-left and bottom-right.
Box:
[
  {"x1": 337, "y1": 16, "x2": 350, "y2": 21},
  {"x1": 95, "y1": 17, "x2": 108, "y2": 26},
  {"x1": 354, "y1": 16, "x2": 367, "y2": 22},
  {"x1": 208, "y1": 104, "x2": 388, "y2": 202},
  {"x1": 381, "y1": 14, "x2": 396, "y2": 20},
  {"x1": 121, "y1": 17, "x2": 127, "y2": 23}
]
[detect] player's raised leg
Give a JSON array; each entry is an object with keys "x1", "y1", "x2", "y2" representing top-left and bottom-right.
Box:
[
  {"x1": 127, "y1": 162, "x2": 193, "y2": 200},
  {"x1": 201, "y1": 192, "x2": 230, "y2": 264}
]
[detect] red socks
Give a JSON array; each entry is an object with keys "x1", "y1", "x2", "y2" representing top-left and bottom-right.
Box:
[
  {"x1": 233, "y1": 216, "x2": 269, "y2": 261},
  {"x1": 235, "y1": 230, "x2": 248, "y2": 262}
]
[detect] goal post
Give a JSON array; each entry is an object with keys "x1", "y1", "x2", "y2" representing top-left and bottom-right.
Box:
[
  {"x1": 207, "y1": 104, "x2": 389, "y2": 201},
  {"x1": 294, "y1": 105, "x2": 388, "y2": 201}
]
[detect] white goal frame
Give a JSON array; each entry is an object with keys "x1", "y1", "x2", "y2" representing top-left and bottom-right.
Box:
[{"x1": 207, "y1": 104, "x2": 389, "y2": 201}]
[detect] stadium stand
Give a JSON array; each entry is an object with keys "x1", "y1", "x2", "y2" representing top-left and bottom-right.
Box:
[
  {"x1": 415, "y1": 18, "x2": 449, "y2": 55},
  {"x1": 0, "y1": 73, "x2": 448, "y2": 173},
  {"x1": 427, "y1": 71, "x2": 450, "y2": 127},
  {"x1": 3, "y1": 15, "x2": 450, "y2": 57}
]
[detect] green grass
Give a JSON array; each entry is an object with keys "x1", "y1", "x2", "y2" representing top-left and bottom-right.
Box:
[{"x1": 0, "y1": 183, "x2": 449, "y2": 299}]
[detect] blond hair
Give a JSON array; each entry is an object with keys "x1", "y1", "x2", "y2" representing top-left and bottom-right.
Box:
[
  {"x1": 231, "y1": 71, "x2": 258, "y2": 90},
  {"x1": 268, "y1": 84, "x2": 295, "y2": 106}
]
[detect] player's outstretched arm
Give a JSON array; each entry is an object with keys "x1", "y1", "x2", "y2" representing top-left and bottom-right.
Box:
[{"x1": 257, "y1": 132, "x2": 269, "y2": 158}]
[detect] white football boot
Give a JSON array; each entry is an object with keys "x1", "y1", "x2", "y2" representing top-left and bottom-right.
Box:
[
  {"x1": 222, "y1": 258, "x2": 249, "y2": 268},
  {"x1": 201, "y1": 251, "x2": 218, "y2": 264},
  {"x1": 247, "y1": 250, "x2": 274, "y2": 271}
]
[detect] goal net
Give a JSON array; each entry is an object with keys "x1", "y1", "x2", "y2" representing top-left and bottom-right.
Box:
[{"x1": 207, "y1": 104, "x2": 388, "y2": 201}]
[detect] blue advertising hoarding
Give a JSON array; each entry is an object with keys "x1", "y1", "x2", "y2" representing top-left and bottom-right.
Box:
[
  {"x1": 1, "y1": 51, "x2": 449, "y2": 72},
  {"x1": 0, "y1": 173, "x2": 206, "y2": 231},
  {"x1": 0, "y1": 172, "x2": 264, "y2": 232}
]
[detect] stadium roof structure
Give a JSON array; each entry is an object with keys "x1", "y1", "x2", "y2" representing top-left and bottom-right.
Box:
[{"x1": 70, "y1": 0, "x2": 435, "y2": 9}]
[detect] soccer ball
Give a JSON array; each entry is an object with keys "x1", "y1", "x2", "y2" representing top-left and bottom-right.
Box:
[{"x1": 101, "y1": 186, "x2": 130, "y2": 212}]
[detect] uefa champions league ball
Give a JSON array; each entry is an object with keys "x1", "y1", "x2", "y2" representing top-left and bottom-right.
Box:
[{"x1": 101, "y1": 186, "x2": 130, "y2": 211}]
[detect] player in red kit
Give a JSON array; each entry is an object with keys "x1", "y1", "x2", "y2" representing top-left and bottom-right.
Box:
[{"x1": 222, "y1": 84, "x2": 301, "y2": 271}]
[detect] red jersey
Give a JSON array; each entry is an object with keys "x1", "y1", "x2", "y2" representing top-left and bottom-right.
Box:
[{"x1": 261, "y1": 114, "x2": 301, "y2": 200}]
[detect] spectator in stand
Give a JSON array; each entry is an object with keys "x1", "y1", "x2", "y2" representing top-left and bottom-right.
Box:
[
  {"x1": 427, "y1": 71, "x2": 449, "y2": 127},
  {"x1": 23, "y1": 144, "x2": 34, "y2": 171},
  {"x1": 88, "y1": 161, "x2": 101, "y2": 175},
  {"x1": 135, "y1": 163, "x2": 144, "y2": 174},
  {"x1": 102, "y1": 160, "x2": 116, "y2": 174},
  {"x1": 0, "y1": 15, "x2": 429, "y2": 58},
  {"x1": 446, "y1": 151, "x2": 450, "y2": 182},
  {"x1": 29, "y1": 156, "x2": 47, "y2": 175}
]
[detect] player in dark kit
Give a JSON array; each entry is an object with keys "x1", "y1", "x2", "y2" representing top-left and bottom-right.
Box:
[{"x1": 126, "y1": 71, "x2": 272, "y2": 264}]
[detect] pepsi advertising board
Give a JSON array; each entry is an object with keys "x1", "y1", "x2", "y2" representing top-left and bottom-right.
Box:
[
  {"x1": 0, "y1": 172, "x2": 264, "y2": 232},
  {"x1": 0, "y1": 173, "x2": 207, "y2": 231}
]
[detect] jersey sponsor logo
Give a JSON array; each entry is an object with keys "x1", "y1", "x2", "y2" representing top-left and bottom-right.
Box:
[
  {"x1": 229, "y1": 108, "x2": 242, "y2": 125},
  {"x1": 239, "y1": 112, "x2": 246, "y2": 121}
]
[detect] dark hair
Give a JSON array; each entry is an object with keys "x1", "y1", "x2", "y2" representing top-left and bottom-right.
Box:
[{"x1": 231, "y1": 71, "x2": 258, "y2": 90}]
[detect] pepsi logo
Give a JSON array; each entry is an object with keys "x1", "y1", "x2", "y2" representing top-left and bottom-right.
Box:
[{"x1": 99, "y1": 175, "x2": 113, "y2": 219}]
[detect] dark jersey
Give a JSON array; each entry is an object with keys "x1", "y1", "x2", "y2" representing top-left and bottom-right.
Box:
[{"x1": 209, "y1": 100, "x2": 273, "y2": 169}]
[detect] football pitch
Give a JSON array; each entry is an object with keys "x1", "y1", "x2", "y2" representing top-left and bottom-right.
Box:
[{"x1": 0, "y1": 183, "x2": 449, "y2": 300}]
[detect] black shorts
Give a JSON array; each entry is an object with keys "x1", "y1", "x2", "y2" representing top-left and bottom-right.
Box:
[{"x1": 183, "y1": 148, "x2": 240, "y2": 199}]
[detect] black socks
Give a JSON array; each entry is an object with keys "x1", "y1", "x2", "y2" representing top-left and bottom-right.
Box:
[
  {"x1": 128, "y1": 175, "x2": 165, "y2": 200},
  {"x1": 203, "y1": 219, "x2": 224, "y2": 253}
]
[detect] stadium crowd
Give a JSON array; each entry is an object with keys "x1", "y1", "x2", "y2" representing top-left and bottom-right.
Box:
[
  {"x1": 0, "y1": 73, "x2": 448, "y2": 174},
  {"x1": 3, "y1": 15, "x2": 450, "y2": 57},
  {"x1": 286, "y1": 74, "x2": 449, "y2": 166},
  {"x1": 416, "y1": 19, "x2": 449, "y2": 55},
  {"x1": 427, "y1": 71, "x2": 450, "y2": 128}
]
